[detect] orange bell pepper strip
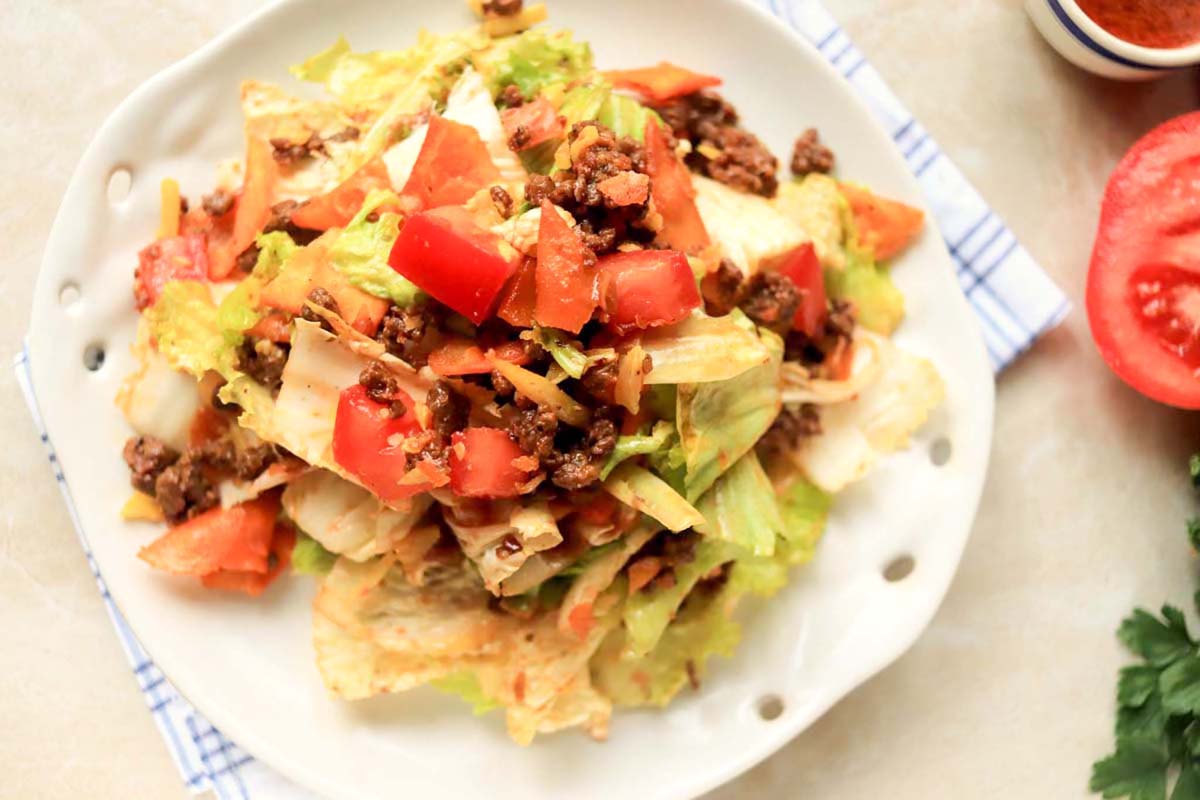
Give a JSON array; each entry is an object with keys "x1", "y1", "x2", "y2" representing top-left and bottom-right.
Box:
[
  {"x1": 839, "y1": 183, "x2": 925, "y2": 261},
  {"x1": 602, "y1": 62, "x2": 721, "y2": 103},
  {"x1": 644, "y1": 119, "x2": 710, "y2": 253},
  {"x1": 290, "y1": 158, "x2": 395, "y2": 231}
]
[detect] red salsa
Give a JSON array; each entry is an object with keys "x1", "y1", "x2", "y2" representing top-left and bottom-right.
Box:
[{"x1": 1076, "y1": 0, "x2": 1200, "y2": 49}]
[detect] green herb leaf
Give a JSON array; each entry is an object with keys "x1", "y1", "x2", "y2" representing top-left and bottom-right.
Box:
[
  {"x1": 1119, "y1": 665, "x2": 1163, "y2": 709},
  {"x1": 1089, "y1": 736, "x2": 1168, "y2": 800},
  {"x1": 1189, "y1": 453, "x2": 1200, "y2": 488},
  {"x1": 1119, "y1": 608, "x2": 1194, "y2": 667},
  {"x1": 1189, "y1": 518, "x2": 1200, "y2": 556},
  {"x1": 1161, "y1": 656, "x2": 1200, "y2": 716},
  {"x1": 1172, "y1": 761, "x2": 1200, "y2": 800},
  {"x1": 1117, "y1": 689, "x2": 1168, "y2": 743}
]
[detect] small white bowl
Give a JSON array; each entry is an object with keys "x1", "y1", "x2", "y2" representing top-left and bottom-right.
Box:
[{"x1": 1026, "y1": 0, "x2": 1200, "y2": 80}]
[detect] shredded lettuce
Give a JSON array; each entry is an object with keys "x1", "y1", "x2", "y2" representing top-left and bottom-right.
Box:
[
  {"x1": 480, "y1": 29, "x2": 593, "y2": 99},
  {"x1": 558, "y1": 81, "x2": 611, "y2": 129},
  {"x1": 326, "y1": 189, "x2": 422, "y2": 306},
  {"x1": 597, "y1": 93, "x2": 657, "y2": 142},
  {"x1": 216, "y1": 231, "x2": 298, "y2": 347},
  {"x1": 144, "y1": 281, "x2": 233, "y2": 378},
  {"x1": 825, "y1": 246, "x2": 905, "y2": 335},
  {"x1": 536, "y1": 328, "x2": 588, "y2": 378},
  {"x1": 292, "y1": 533, "x2": 337, "y2": 576},
  {"x1": 639, "y1": 311, "x2": 771, "y2": 385},
  {"x1": 601, "y1": 421, "x2": 676, "y2": 480},
  {"x1": 431, "y1": 671, "x2": 502, "y2": 716},
  {"x1": 677, "y1": 328, "x2": 783, "y2": 502},
  {"x1": 695, "y1": 451, "x2": 783, "y2": 557},
  {"x1": 602, "y1": 463, "x2": 704, "y2": 533}
]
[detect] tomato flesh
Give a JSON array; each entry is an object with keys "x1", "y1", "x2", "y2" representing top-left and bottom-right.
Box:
[
  {"x1": 774, "y1": 243, "x2": 827, "y2": 337},
  {"x1": 331, "y1": 383, "x2": 433, "y2": 502},
  {"x1": 496, "y1": 257, "x2": 537, "y2": 328},
  {"x1": 210, "y1": 136, "x2": 276, "y2": 280},
  {"x1": 1087, "y1": 111, "x2": 1200, "y2": 409},
  {"x1": 645, "y1": 119, "x2": 710, "y2": 252},
  {"x1": 138, "y1": 493, "x2": 281, "y2": 577},
  {"x1": 401, "y1": 115, "x2": 501, "y2": 211},
  {"x1": 598, "y1": 249, "x2": 700, "y2": 333},
  {"x1": 839, "y1": 182, "x2": 924, "y2": 261},
  {"x1": 291, "y1": 158, "x2": 394, "y2": 231},
  {"x1": 449, "y1": 428, "x2": 535, "y2": 499},
  {"x1": 134, "y1": 233, "x2": 209, "y2": 310},
  {"x1": 535, "y1": 200, "x2": 599, "y2": 333},
  {"x1": 389, "y1": 207, "x2": 521, "y2": 324},
  {"x1": 603, "y1": 62, "x2": 722, "y2": 103},
  {"x1": 500, "y1": 98, "x2": 565, "y2": 151}
]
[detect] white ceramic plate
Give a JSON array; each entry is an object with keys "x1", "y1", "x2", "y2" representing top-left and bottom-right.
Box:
[{"x1": 28, "y1": 1, "x2": 994, "y2": 798}]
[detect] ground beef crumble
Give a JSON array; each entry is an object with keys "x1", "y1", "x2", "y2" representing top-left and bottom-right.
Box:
[
  {"x1": 790, "y1": 128, "x2": 835, "y2": 176},
  {"x1": 377, "y1": 301, "x2": 442, "y2": 367},
  {"x1": 270, "y1": 132, "x2": 326, "y2": 165},
  {"x1": 498, "y1": 84, "x2": 525, "y2": 108},
  {"x1": 739, "y1": 272, "x2": 800, "y2": 335},
  {"x1": 201, "y1": 190, "x2": 234, "y2": 217},
  {"x1": 757, "y1": 404, "x2": 822, "y2": 460},
  {"x1": 483, "y1": 0, "x2": 522, "y2": 15},
  {"x1": 579, "y1": 359, "x2": 619, "y2": 405},
  {"x1": 490, "y1": 185, "x2": 515, "y2": 219},
  {"x1": 359, "y1": 360, "x2": 411, "y2": 418},
  {"x1": 123, "y1": 436, "x2": 180, "y2": 495},
  {"x1": 701, "y1": 258, "x2": 745, "y2": 317},
  {"x1": 506, "y1": 400, "x2": 617, "y2": 491},
  {"x1": 784, "y1": 298, "x2": 856, "y2": 366},
  {"x1": 236, "y1": 336, "x2": 289, "y2": 394},
  {"x1": 427, "y1": 381, "x2": 471, "y2": 439},
  {"x1": 299, "y1": 287, "x2": 341, "y2": 332}
]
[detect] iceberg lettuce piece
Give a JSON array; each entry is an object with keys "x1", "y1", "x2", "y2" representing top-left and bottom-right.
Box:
[
  {"x1": 695, "y1": 451, "x2": 783, "y2": 558},
  {"x1": 639, "y1": 311, "x2": 771, "y2": 385},
  {"x1": 774, "y1": 174, "x2": 846, "y2": 270},
  {"x1": 479, "y1": 29, "x2": 593, "y2": 99},
  {"x1": 824, "y1": 246, "x2": 905, "y2": 335},
  {"x1": 144, "y1": 280, "x2": 234, "y2": 378},
  {"x1": 326, "y1": 189, "x2": 421, "y2": 306},
  {"x1": 677, "y1": 328, "x2": 783, "y2": 502},
  {"x1": 602, "y1": 463, "x2": 704, "y2": 533},
  {"x1": 693, "y1": 175, "x2": 809, "y2": 275},
  {"x1": 596, "y1": 93, "x2": 657, "y2": 142},
  {"x1": 292, "y1": 533, "x2": 337, "y2": 576},
  {"x1": 601, "y1": 420, "x2": 676, "y2": 481},
  {"x1": 431, "y1": 671, "x2": 502, "y2": 716}
]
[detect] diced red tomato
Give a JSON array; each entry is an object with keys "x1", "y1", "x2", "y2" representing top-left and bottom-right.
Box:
[
  {"x1": 291, "y1": 158, "x2": 394, "y2": 231},
  {"x1": 500, "y1": 97, "x2": 565, "y2": 151},
  {"x1": 448, "y1": 428, "x2": 536, "y2": 499},
  {"x1": 773, "y1": 242, "x2": 827, "y2": 337},
  {"x1": 644, "y1": 119, "x2": 710, "y2": 253},
  {"x1": 134, "y1": 233, "x2": 210, "y2": 310},
  {"x1": 1087, "y1": 111, "x2": 1200, "y2": 409},
  {"x1": 260, "y1": 234, "x2": 389, "y2": 336},
  {"x1": 210, "y1": 136, "x2": 276, "y2": 280},
  {"x1": 428, "y1": 338, "x2": 531, "y2": 376},
  {"x1": 839, "y1": 182, "x2": 924, "y2": 262},
  {"x1": 200, "y1": 523, "x2": 296, "y2": 596},
  {"x1": 534, "y1": 201, "x2": 599, "y2": 333},
  {"x1": 138, "y1": 493, "x2": 281, "y2": 577},
  {"x1": 401, "y1": 115, "x2": 501, "y2": 211},
  {"x1": 389, "y1": 207, "x2": 521, "y2": 324},
  {"x1": 496, "y1": 257, "x2": 537, "y2": 328},
  {"x1": 574, "y1": 492, "x2": 618, "y2": 525},
  {"x1": 332, "y1": 383, "x2": 433, "y2": 502},
  {"x1": 602, "y1": 62, "x2": 722, "y2": 103},
  {"x1": 598, "y1": 249, "x2": 700, "y2": 333}
]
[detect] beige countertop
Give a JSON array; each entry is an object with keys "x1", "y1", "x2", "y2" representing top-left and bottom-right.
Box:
[{"x1": 4, "y1": 1, "x2": 1199, "y2": 798}]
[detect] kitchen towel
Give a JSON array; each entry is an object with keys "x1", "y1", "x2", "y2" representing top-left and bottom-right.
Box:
[{"x1": 17, "y1": 1, "x2": 1070, "y2": 798}]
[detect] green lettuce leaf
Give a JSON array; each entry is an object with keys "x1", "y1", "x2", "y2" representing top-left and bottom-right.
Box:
[
  {"x1": 593, "y1": 583, "x2": 740, "y2": 707},
  {"x1": 291, "y1": 533, "x2": 337, "y2": 576},
  {"x1": 216, "y1": 231, "x2": 298, "y2": 348},
  {"x1": 727, "y1": 477, "x2": 832, "y2": 598},
  {"x1": 824, "y1": 246, "x2": 904, "y2": 335},
  {"x1": 602, "y1": 463, "x2": 704, "y2": 534},
  {"x1": 601, "y1": 421, "x2": 676, "y2": 480},
  {"x1": 536, "y1": 328, "x2": 588, "y2": 378},
  {"x1": 677, "y1": 328, "x2": 783, "y2": 502},
  {"x1": 695, "y1": 451, "x2": 783, "y2": 558},
  {"x1": 145, "y1": 281, "x2": 234, "y2": 378},
  {"x1": 480, "y1": 29, "x2": 593, "y2": 98},
  {"x1": 621, "y1": 537, "x2": 734, "y2": 658},
  {"x1": 596, "y1": 93, "x2": 657, "y2": 142},
  {"x1": 327, "y1": 189, "x2": 422, "y2": 306},
  {"x1": 431, "y1": 671, "x2": 502, "y2": 716},
  {"x1": 559, "y1": 82, "x2": 612, "y2": 128}
]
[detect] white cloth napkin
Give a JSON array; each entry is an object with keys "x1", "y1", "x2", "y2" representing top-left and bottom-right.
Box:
[{"x1": 17, "y1": 2, "x2": 1069, "y2": 798}]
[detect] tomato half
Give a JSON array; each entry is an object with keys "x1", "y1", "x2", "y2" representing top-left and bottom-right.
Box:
[
  {"x1": 534, "y1": 200, "x2": 599, "y2": 333},
  {"x1": 449, "y1": 428, "x2": 536, "y2": 499},
  {"x1": 1088, "y1": 111, "x2": 1200, "y2": 409},
  {"x1": 331, "y1": 383, "x2": 432, "y2": 501},
  {"x1": 598, "y1": 249, "x2": 700, "y2": 333}
]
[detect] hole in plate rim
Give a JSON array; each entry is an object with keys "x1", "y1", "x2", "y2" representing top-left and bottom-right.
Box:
[
  {"x1": 59, "y1": 280, "x2": 82, "y2": 310},
  {"x1": 83, "y1": 342, "x2": 107, "y2": 372},
  {"x1": 106, "y1": 166, "x2": 134, "y2": 206},
  {"x1": 883, "y1": 554, "x2": 916, "y2": 583},
  {"x1": 930, "y1": 436, "x2": 952, "y2": 467},
  {"x1": 755, "y1": 693, "x2": 785, "y2": 722}
]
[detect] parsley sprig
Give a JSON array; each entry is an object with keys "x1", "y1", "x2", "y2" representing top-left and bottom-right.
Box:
[{"x1": 1090, "y1": 456, "x2": 1200, "y2": 800}]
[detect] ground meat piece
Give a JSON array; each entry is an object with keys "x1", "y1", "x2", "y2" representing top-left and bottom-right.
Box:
[
  {"x1": 153, "y1": 456, "x2": 219, "y2": 524},
  {"x1": 427, "y1": 381, "x2": 471, "y2": 439},
  {"x1": 326, "y1": 127, "x2": 360, "y2": 143},
  {"x1": 498, "y1": 84, "x2": 525, "y2": 108},
  {"x1": 407, "y1": 434, "x2": 451, "y2": 474},
  {"x1": 491, "y1": 369, "x2": 516, "y2": 398},
  {"x1": 790, "y1": 128, "x2": 835, "y2": 176},
  {"x1": 495, "y1": 534, "x2": 522, "y2": 559},
  {"x1": 784, "y1": 298, "x2": 856, "y2": 366},
  {"x1": 490, "y1": 185, "x2": 514, "y2": 219},
  {"x1": 122, "y1": 436, "x2": 180, "y2": 495},
  {"x1": 509, "y1": 405, "x2": 559, "y2": 461},
  {"x1": 270, "y1": 132, "x2": 326, "y2": 165},
  {"x1": 655, "y1": 90, "x2": 739, "y2": 141},
  {"x1": 359, "y1": 360, "x2": 410, "y2": 418},
  {"x1": 233, "y1": 444, "x2": 276, "y2": 481},
  {"x1": 237, "y1": 337, "x2": 289, "y2": 394},
  {"x1": 579, "y1": 359, "x2": 619, "y2": 404},
  {"x1": 508, "y1": 125, "x2": 532, "y2": 151},
  {"x1": 698, "y1": 126, "x2": 779, "y2": 196},
  {"x1": 377, "y1": 302, "x2": 440, "y2": 367},
  {"x1": 739, "y1": 272, "x2": 800, "y2": 333},
  {"x1": 585, "y1": 417, "x2": 618, "y2": 459},
  {"x1": 483, "y1": 0, "x2": 522, "y2": 15},
  {"x1": 701, "y1": 258, "x2": 745, "y2": 316},
  {"x1": 235, "y1": 244, "x2": 260, "y2": 274},
  {"x1": 299, "y1": 287, "x2": 340, "y2": 332},
  {"x1": 757, "y1": 405, "x2": 821, "y2": 460},
  {"x1": 826, "y1": 298, "x2": 855, "y2": 340},
  {"x1": 549, "y1": 418, "x2": 616, "y2": 491},
  {"x1": 263, "y1": 200, "x2": 322, "y2": 246},
  {"x1": 201, "y1": 190, "x2": 234, "y2": 217}
]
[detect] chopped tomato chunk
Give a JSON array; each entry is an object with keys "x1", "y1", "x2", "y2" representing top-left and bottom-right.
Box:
[
  {"x1": 603, "y1": 62, "x2": 722, "y2": 102},
  {"x1": 501, "y1": 97, "x2": 565, "y2": 151},
  {"x1": 773, "y1": 243, "x2": 827, "y2": 337},
  {"x1": 496, "y1": 257, "x2": 537, "y2": 328},
  {"x1": 291, "y1": 158, "x2": 394, "y2": 231},
  {"x1": 401, "y1": 115, "x2": 502, "y2": 211},
  {"x1": 534, "y1": 200, "x2": 598, "y2": 333},
  {"x1": 331, "y1": 383, "x2": 435, "y2": 502},
  {"x1": 449, "y1": 428, "x2": 536, "y2": 499},
  {"x1": 839, "y1": 182, "x2": 924, "y2": 261},
  {"x1": 200, "y1": 523, "x2": 296, "y2": 597},
  {"x1": 599, "y1": 249, "x2": 700, "y2": 333},
  {"x1": 137, "y1": 493, "x2": 281, "y2": 577},
  {"x1": 134, "y1": 234, "x2": 209, "y2": 310},
  {"x1": 428, "y1": 339, "x2": 493, "y2": 376},
  {"x1": 210, "y1": 136, "x2": 276, "y2": 280},
  {"x1": 389, "y1": 207, "x2": 521, "y2": 324},
  {"x1": 645, "y1": 119, "x2": 710, "y2": 252}
]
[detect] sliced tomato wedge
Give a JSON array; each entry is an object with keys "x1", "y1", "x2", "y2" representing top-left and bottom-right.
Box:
[
  {"x1": 839, "y1": 182, "x2": 924, "y2": 262},
  {"x1": 449, "y1": 428, "x2": 536, "y2": 499},
  {"x1": 401, "y1": 115, "x2": 502, "y2": 211},
  {"x1": 210, "y1": 136, "x2": 276, "y2": 280},
  {"x1": 598, "y1": 249, "x2": 700, "y2": 333},
  {"x1": 496, "y1": 256, "x2": 538, "y2": 328},
  {"x1": 645, "y1": 119, "x2": 710, "y2": 253},
  {"x1": 134, "y1": 233, "x2": 209, "y2": 310},
  {"x1": 390, "y1": 206, "x2": 521, "y2": 324},
  {"x1": 1087, "y1": 111, "x2": 1200, "y2": 409},
  {"x1": 773, "y1": 242, "x2": 827, "y2": 337},
  {"x1": 535, "y1": 200, "x2": 599, "y2": 333},
  {"x1": 331, "y1": 383, "x2": 438, "y2": 502},
  {"x1": 500, "y1": 97, "x2": 565, "y2": 151},
  {"x1": 138, "y1": 493, "x2": 281, "y2": 577},
  {"x1": 291, "y1": 158, "x2": 394, "y2": 231},
  {"x1": 200, "y1": 523, "x2": 296, "y2": 597},
  {"x1": 603, "y1": 62, "x2": 722, "y2": 103}
]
